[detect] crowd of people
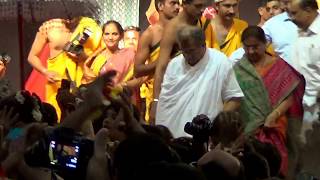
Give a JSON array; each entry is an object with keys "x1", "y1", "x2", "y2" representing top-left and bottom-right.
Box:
[{"x1": 0, "y1": 0, "x2": 320, "y2": 179}]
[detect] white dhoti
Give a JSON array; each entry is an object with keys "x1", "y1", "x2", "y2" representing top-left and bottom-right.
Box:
[{"x1": 156, "y1": 48, "x2": 243, "y2": 137}]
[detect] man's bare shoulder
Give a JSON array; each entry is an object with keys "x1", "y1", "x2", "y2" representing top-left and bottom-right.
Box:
[
  {"x1": 143, "y1": 24, "x2": 165, "y2": 47},
  {"x1": 142, "y1": 26, "x2": 155, "y2": 38},
  {"x1": 139, "y1": 26, "x2": 154, "y2": 45},
  {"x1": 166, "y1": 16, "x2": 188, "y2": 31}
]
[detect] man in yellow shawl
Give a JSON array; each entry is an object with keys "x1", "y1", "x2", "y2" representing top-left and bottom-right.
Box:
[
  {"x1": 211, "y1": 0, "x2": 248, "y2": 57},
  {"x1": 27, "y1": 17, "x2": 102, "y2": 121}
]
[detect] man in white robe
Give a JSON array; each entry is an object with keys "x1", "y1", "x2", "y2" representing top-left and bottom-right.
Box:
[{"x1": 155, "y1": 26, "x2": 244, "y2": 137}]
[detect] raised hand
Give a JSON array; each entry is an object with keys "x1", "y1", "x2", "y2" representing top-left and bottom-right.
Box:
[
  {"x1": 111, "y1": 93, "x2": 146, "y2": 135},
  {"x1": 86, "y1": 128, "x2": 111, "y2": 180},
  {"x1": 61, "y1": 70, "x2": 116, "y2": 132}
]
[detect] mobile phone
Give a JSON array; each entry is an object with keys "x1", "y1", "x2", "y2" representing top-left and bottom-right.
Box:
[{"x1": 49, "y1": 140, "x2": 80, "y2": 169}]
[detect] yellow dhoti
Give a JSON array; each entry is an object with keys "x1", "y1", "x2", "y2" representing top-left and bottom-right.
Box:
[
  {"x1": 45, "y1": 17, "x2": 102, "y2": 122},
  {"x1": 142, "y1": 43, "x2": 160, "y2": 123}
]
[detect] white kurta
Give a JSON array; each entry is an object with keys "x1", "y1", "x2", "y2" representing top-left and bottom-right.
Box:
[
  {"x1": 156, "y1": 48, "x2": 244, "y2": 137},
  {"x1": 292, "y1": 13, "x2": 320, "y2": 123}
]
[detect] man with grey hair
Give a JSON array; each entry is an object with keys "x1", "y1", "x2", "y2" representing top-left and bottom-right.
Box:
[
  {"x1": 290, "y1": 0, "x2": 320, "y2": 127},
  {"x1": 155, "y1": 26, "x2": 243, "y2": 137},
  {"x1": 151, "y1": 0, "x2": 213, "y2": 124}
]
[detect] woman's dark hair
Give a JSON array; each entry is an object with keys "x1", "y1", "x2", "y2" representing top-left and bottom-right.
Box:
[
  {"x1": 241, "y1": 26, "x2": 267, "y2": 44},
  {"x1": 41, "y1": 102, "x2": 58, "y2": 126},
  {"x1": 246, "y1": 138, "x2": 281, "y2": 177},
  {"x1": 102, "y1": 20, "x2": 124, "y2": 37}
]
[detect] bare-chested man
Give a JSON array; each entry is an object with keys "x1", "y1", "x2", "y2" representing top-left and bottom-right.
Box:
[
  {"x1": 134, "y1": 0, "x2": 180, "y2": 122},
  {"x1": 151, "y1": 0, "x2": 212, "y2": 124},
  {"x1": 211, "y1": 0, "x2": 248, "y2": 57}
]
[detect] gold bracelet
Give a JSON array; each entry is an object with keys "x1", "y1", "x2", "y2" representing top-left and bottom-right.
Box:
[{"x1": 275, "y1": 110, "x2": 281, "y2": 117}]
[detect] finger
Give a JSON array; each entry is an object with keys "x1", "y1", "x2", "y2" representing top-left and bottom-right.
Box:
[
  {"x1": 111, "y1": 98, "x2": 130, "y2": 115},
  {"x1": 23, "y1": 123, "x2": 46, "y2": 148},
  {"x1": 48, "y1": 78, "x2": 55, "y2": 83},
  {"x1": 86, "y1": 130, "x2": 109, "y2": 180},
  {"x1": 94, "y1": 128, "x2": 109, "y2": 159}
]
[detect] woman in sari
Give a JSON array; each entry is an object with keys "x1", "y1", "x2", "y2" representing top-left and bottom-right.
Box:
[
  {"x1": 233, "y1": 26, "x2": 305, "y2": 177},
  {"x1": 82, "y1": 20, "x2": 137, "y2": 87}
]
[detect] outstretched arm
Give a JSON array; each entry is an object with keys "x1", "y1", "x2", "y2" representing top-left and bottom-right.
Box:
[{"x1": 82, "y1": 47, "x2": 106, "y2": 84}]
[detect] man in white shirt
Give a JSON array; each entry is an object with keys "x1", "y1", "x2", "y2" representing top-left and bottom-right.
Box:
[
  {"x1": 155, "y1": 26, "x2": 243, "y2": 137},
  {"x1": 229, "y1": 0, "x2": 284, "y2": 63},
  {"x1": 262, "y1": 0, "x2": 299, "y2": 64},
  {"x1": 290, "y1": 0, "x2": 320, "y2": 124}
]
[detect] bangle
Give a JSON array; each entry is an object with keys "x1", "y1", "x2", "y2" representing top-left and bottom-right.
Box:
[
  {"x1": 153, "y1": 98, "x2": 159, "y2": 102},
  {"x1": 275, "y1": 110, "x2": 281, "y2": 117}
]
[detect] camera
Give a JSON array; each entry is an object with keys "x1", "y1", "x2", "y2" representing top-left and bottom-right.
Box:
[
  {"x1": 64, "y1": 27, "x2": 93, "y2": 56},
  {"x1": 60, "y1": 79, "x2": 71, "y2": 90},
  {"x1": 25, "y1": 127, "x2": 94, "y2": 179},
  {"x1": 184, "y1": 114, "x2": 212, "y2": 143}
]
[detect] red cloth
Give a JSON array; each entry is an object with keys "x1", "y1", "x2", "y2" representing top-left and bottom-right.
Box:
[
  {"x1": 256, "y1": 59, "x2": 305, "y2": 176},
  {"x1": 262, "y1": 59, "x2": 305, "y2": 119},
  {"x1": 0, "y1": 166, "x2": 6, "y2": 178},
  {"x1": 256, "y1": 127, "x2": 288, "y2": 175},
  {"x1": 24, "y1": 44, "x2": 50, "y2": 100}
]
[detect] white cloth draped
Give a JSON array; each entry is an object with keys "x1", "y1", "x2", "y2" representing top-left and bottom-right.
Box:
[{"x1": 156, "y1": 48, "x2": 243, "y2": 137}]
